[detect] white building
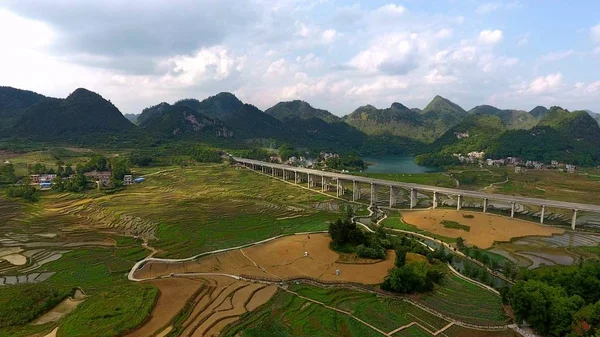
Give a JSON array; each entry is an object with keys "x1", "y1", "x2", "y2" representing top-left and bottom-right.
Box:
[{"x1": 124, "y1": 175, "x2": 133, "y2": 185}]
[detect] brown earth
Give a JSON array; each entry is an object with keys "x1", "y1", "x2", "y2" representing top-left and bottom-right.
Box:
[
  {"x1": 126, "y1": 277, "x2": 203, "y2": 337},
  {"x1": 32, "y1": 289, "x2": 86, "y2": 325},
  {"x1": 134, "y1": 233, "x2": 395, "y2": 285},
  {"x1": 401, "y1": 210, "x2": 564, "y2": 249}
]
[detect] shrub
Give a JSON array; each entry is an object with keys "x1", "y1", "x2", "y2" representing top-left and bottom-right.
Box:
[{"x1": 356, "y1": 244, "x2": 386, "y2": 259}]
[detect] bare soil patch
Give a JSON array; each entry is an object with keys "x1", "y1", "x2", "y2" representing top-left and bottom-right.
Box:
[
  {"x1": 126, "y1": 277, "x2": 203, "y2": 337},
  {"x1": 134, "y1": 233, "x2": 395, "y2": 285},
  {"x1": 402, "y1": 210, "x2": 564, "y2": 248},
  {"x1": 32, "y1": 289, "x2": 86, "y2": 325}
]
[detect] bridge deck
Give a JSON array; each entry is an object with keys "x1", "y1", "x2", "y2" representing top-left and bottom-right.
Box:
[{"x1": 233, "y1": 157, "x2": 600, "y2": 213}]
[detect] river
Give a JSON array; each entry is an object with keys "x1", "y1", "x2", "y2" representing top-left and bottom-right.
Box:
[{"x1": 362, "y1": 155, "x2": 437, "y2": 173}]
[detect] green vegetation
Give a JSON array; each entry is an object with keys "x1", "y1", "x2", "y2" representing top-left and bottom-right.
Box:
[
  {"x1": 58, "y1": 284, "x2": 157, "y2": 337},
  {"x1": 420, "y1": 272, "x2": 508, "y2": 325},
  {"x1": 325, "y1": 154, "x2": 366, "y2": 171},
  {"x1": 4, "y1": 184, "x2": 39, "y2": 201},
  {"x1": 507, "y1": 261, "x2": 600, "y2": 336},
  {"x1": 224, "y1": 290, "x2": 382, "y2": 337},
  {"x1": 0, "y1": 284, "x2": 71, "y2": 328},
  {"x1": 441, "y1": 220, "x2": 470, "y2": 232},
  {"x1": 328, "y1": 211, "x2": 390, "y2": 259}
]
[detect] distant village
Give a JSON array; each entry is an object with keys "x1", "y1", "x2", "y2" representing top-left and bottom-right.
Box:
[
  {"x1": 28, "y1": 171, "x2": 145, "y2": 189},
  {"x1": 453, "y1": 151, "x2": 577, "y2": 173},
  {"x1": 269, "y1": 152, "x2": 344, "y2": 170}
]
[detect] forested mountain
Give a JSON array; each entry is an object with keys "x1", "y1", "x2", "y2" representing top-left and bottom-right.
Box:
[
  {"x1": 139, "y1": 103, "x2": 232, "y2": 138},
  {"x1": 344, "y1": 96, "x2": 467, "y2": 142},
  {"x1": 123, "y1": 114, "x2": 139, "y2": 125},
  {"x1": 430, "y1": 114, "x2": 507, "y2": 154},
  {"x1": 170, "y1": 93, "x2": 289, "y2": 139},
  {"x1": 2, "y1": 86, "x2": 599, "y2": 164},
  {"x1": 1, "y1": 88, "x2": 134, "y2": 137},
  {"x1": 429, "y1": 106, "x2": 600, "y2": 165},
  {"x1": 529, "y1": 105, "x2": 549, "y2": 118},
  {"x1": 265, "y1": 100, "x2": 340, "y2": 123},
  {"x1": 468, "y1": 105, "x2": 538, "y2": 129},
  {"x1": 585, "y1": 110, "x2": 600, "y2": 125}
]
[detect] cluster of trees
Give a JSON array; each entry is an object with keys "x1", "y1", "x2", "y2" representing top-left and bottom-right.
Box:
[
  {"x1": 381, "y1": 236, "x2": 450, "y2": 294},
  {"x1": 277, "y1": 144, "x2": 298, "y2": 161},
  {"x1": 455, "y1": 237, "x2": 518, "y2": 280},
  {"x1": 506, "y1": 261, "x2": 600, "y2": 336},
  {"x1": 4, "y1": 184, "x2": 38, "y2": 202},
  {"x1": 325, "y1": 154, "x2": 366, "y2": 171},
  {"x1": 0, "y1": 164, "x2": 17, "y2": 184},
  {"x1": 189, "y1": 147, "x2": 222, "y2": 163},
  {"x1": 51, "y1": 174, "x2": 89, "y2": 192},
  {"x1": 414, "y1": 153, "x2": 460, "y2": 168},
  {"x1": 328, "y1": 208, "x2": 391, "y2": 260}
]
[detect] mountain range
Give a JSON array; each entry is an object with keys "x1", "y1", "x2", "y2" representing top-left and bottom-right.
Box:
[{"x1": 1, "y1": 86, "x2": 599, "y2": 165}]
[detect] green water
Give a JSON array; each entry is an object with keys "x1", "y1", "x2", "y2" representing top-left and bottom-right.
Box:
[{"x1": 362, "y1": 155, "x2": 437, "y2": 173}]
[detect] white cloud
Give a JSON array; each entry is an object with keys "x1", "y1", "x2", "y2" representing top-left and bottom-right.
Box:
[
  {"x1": 521, "y1": 73, "x2": 563, "y2": 95},
  {"x1": 266, "y1": 58, "x2": 288, "y2": 76},
  {"x1": 296, "y1": 53, "x2": 322, "y2": 68},
  {"x1": 478, "y1": 30, "x2": 504, "y2": 45},
  {"x1": 435, "y1": 28, "x2": 453, "y2": 39},
  {"x1": 349, "y1": 33, "x2": 419, "y2": 74},
  {"x1": 591, "y1": 24, "x2": 600, "y2": 42},
  {"x1": 321, "y1": 29, "x2": 337, "y2": 44},
  {"x1": 166, "y1": 47, "x2": 238, "y2": 85},
  {"x1": 373, "y1": 4, "x2": 406, "y2": 17}
]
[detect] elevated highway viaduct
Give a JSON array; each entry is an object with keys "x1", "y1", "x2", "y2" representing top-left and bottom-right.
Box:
[{"x1": 233, "y1": 157, "x2": 600, "y2": 230}]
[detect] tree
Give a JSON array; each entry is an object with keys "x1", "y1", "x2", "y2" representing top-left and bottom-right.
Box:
[
  {"x1": 456, "y1": 237, "x2": 466, "y2": 250},
  {"x1": 111, "y1": 159, "x2": 131, "y2": 182},
  {"x1": 0, "y1": 164, "x2": 16, "y2": 184},
  {"x1": 395, "y1": 247, "x2": 407, "y2": 267}
]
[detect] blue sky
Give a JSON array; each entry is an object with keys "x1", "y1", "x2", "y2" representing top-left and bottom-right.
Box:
[{"x1": 0, "y1": 0, "x2": 599, "y2": 115}]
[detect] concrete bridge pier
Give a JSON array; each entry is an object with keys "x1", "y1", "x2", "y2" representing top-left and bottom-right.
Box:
[
  {"x1": 410, "y1": 188, "x2": 417, "y2": 209},
  {"x1": 370, "y1": 183, "x2": 377, "y2": 205},
  {"x1": 389, "y1": 186, "x2": 397, "y2": 207},
  {"x1": 540, "y1": 205, "x2": 546, "y2": 224},
  {"x1": 307, "y1": 173, "x2": 312, "y2": 188},
  {"x1": 337, "y1": 180, "x2": 343, "y2": 197},
  {"x1": 352, "y1": 181, "x2": 359, "y2": 202},
  {"x1": 294, "y1": 171, "x2": 300, "y2": 184},
  {"x1": 432, "y1": 191, "x2": 439, "y2": 209},
  {"x1": 572, "y1": 209, "x2": 578, "y2": 230},
  {"x1": 456, "y1": 195, "x2": 463, "y2": 211},
  {"x1": 483, "y1": 198, "x2": 489, "y2": 213},
  {"x1": 321, "y1": 176, "x2": 326, "y2": 192},
  {"x1": 510, "y1": 202, "x2": 516, "y2": 218}
]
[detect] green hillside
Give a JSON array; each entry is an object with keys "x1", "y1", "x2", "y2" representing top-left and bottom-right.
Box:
[
  {"x1": 139, "y1": 104, "x2": 232, "y2": 139},
  {"x1": 265, "y1": 100, "x2": 340, "y2": 123},
  {"x1": 345, "y1": 96, "x2": 467, "y2": 142},
  {"x1": 9, "y1": 88, "x2": 134, "y2": 137},
  {"x1": 468, "y1": 105, "x2": 538, "y2": 129}
]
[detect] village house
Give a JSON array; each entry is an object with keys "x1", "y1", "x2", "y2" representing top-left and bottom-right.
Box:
[
  {"x1": 566, "y1": 164, "x2": 576, "y2": 173},
  {"x1": 84, "y1": 171, "x2": 111, "y2": 186},
  {"x1": 515, "y1": 166, "x2": 523, "y2": 173},
  {"x1": 551, "y1": 160, "x2": 559, "y2": 167},
  {"x1": 124, "y1": 175, "x2": 133, "y2": 185},
  {"x1": 269, "y1": 156, "x2": 282, "y2": 163},
  {"x1": 320, "y1": 152, "x2": 339, "y2": 160},
  {"x1": 30, "y1": 174, "x2": 40, "y2": 184},
  {"x1": 467, "y1": 151, "x2": 485, "y2": 159},
  {"x1": 454, "y1": 131, "x2": 469, "y2": 139}
]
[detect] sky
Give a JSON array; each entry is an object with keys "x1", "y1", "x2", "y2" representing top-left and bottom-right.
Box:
[{"x1": 1, "y1": 0, "x2": 599, "y2": 116}]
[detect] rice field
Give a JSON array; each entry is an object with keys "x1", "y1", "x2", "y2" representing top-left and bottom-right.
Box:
[{"x1": 224, "y1": 283, "x2": 515, "y2": 337}]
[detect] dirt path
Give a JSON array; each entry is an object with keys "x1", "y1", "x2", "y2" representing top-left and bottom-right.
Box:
[{"x1": 483, "y1": 177, "x2": 509, "y2": 190}]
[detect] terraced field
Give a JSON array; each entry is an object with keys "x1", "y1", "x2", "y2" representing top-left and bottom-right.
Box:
[
  {"x1": 417, "y1": 272, "x2": 508, "y2": 326},
  {"x1": 224, "y1": 283, "x2": 516, "y2": 337}
]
